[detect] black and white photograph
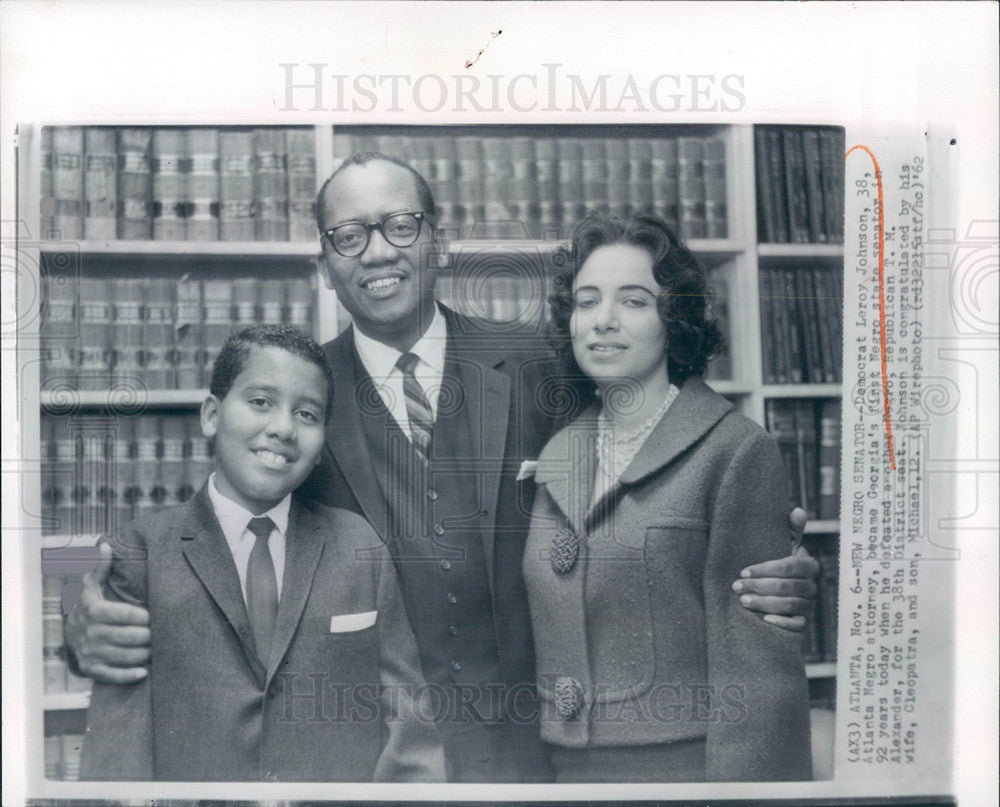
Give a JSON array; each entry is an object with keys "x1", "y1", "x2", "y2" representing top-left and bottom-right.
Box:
[{"x1": 2, "y1": 3, "x2": 996, "y2": 806}]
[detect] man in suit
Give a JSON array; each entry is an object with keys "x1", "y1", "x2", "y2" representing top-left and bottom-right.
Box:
[
  {"x1": 80, "y1": 325, "x2": 444, "y2": 782},
  {"x1": 66, "y1": 152, "x2": 820, "y2": 782}
]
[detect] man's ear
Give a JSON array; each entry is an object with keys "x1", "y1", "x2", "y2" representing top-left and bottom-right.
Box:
[
  {"x1": 200, "y1": 395, "x2": 220, "y2": 438},
  {"x1": 315, "y1": 252, "x2": 336, "y2": 291}
]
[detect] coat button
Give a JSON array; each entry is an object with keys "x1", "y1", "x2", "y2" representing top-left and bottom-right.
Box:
[
  {"x1": 446, "y1": 592, "x2": 458, "y2": 605},
  {"x1": 448, "y1": 625, "x2": 458, "y2": 636},
  {"x1": 439, "y1": 558, "x2": 451, "y2": 570},
  {"x1": 550, "y1": 528, "x2": 579, "y2": 573},
  {"x1": 433, "y1": 523, "x2": 445, "y2": 536},
  {"x1": 263, "y1": 771, "x2": 279, "y2": 782},
  {"x1": 450, "y1": 660, "x2": 462, "y2": 672},
  {"x1": 426, "y1": 489, "x2": 438, "y2": 501},
  {"x1": 554, "y1": 676, "x2": 583, "y2": 719}
]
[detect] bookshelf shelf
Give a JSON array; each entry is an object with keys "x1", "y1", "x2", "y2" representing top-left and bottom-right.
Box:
[
  {"x1": 758, "y1": 243, "x2": 844, "y2": 259},
  {"x1": 42, "y1": 534, "x2": 100, "y2": 550},
  {"x1": 761, "y1": 384, "x2": 843, "y2": 398},
  {"x1": 805, "y1": 662, "x2": 837, "y2": 680},
  {"x1": 40, "y1": 390, "x2": 208, "y2": 409},
  {"x1": 44, "y1": 692, "x2": 91, "y2": 711},
  {"x1": 39, "y1": 240, "x2": 318, "y2": 258}
]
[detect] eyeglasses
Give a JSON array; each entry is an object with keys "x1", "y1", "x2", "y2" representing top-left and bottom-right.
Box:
[{"x1": 321, "y1": 212, "x2": 426, "y2": 258}]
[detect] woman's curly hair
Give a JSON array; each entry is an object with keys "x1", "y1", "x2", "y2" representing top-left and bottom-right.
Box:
[{"x1": 549, "y1": 209, "x2": 724, "y2": 388}]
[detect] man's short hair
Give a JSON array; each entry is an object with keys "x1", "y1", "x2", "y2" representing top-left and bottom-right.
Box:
[
  {"x1": 209, "y1": 324, "x2": 335, "y2": 423},
  {"x1": 314, "y1": 151, "x2": 438, "y2": 232}
]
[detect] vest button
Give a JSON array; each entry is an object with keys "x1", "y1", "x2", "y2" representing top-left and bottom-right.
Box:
[
  {"x1": 263, "y1": 771, "x2": 279, "y2": 782},
  {"x1": 426, "y1": 489, "x2": 438, "y2": 501},
  {"x1": 433, "y1": 523, "x2": 445, "y2": 536},
  {"x1": 446, "y1": 592, "x2": 458, "y2": 605},
  {"x1": 450, "y1": 660, "x2": 462, "y2": 672},
  {"x1": 439, "y1": 558, "x2": 451, "y2": 570},
  {"x1": 448, "y1": 625, "x2": 459, "y2": 636}
]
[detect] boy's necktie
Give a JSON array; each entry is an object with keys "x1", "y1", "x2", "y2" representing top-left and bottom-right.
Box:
[
  {"x1": 396, "y1": 352, "x2": 434, "y2": 462},
  {"x1": 245, "y1": 516, "x2": 278, "y2": 665}
]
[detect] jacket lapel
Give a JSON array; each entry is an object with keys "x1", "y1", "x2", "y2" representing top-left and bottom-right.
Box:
[
  {"x1": 180, "y1": 487, "x2": 266, "y2": 685},
  {"x1": 324, "y1": 331, "x2": 390, "y2": 540},
  {"x1": 266, "y1": 498, "x2": 325, "y2": 684},
  {"x1": 617, "y1": 377, "x2": 733, "y2": 487},
  {"x1": 534, "y1": 408, "x2": 600, "y2": 537}
]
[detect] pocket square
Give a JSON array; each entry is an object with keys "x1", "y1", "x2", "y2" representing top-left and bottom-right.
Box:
[
  {"x1": 516, "y1": 460, "x2": 538, "y2": 482},
  {"x1": 329, "y1": 611, "x2": 377, "y2": 633}
]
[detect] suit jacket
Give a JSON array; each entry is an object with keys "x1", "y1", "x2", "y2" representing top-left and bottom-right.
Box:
[
  {"x1": 80, "y1": 486, "x2": 445, "y2": 782},
  {"x1": 297, "y1": 307, "x2": 567, "y2": 779},
  {"x1": 524, "y1": 377, "x2": 812, "y2": 782}
]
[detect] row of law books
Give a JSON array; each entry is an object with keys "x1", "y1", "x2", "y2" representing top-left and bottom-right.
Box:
[
  {"x1": 42, "y1": 570, "x2": 94, "y2": 696},
  {"x1": 802, "y1": 548, "x2": 839, "y2": 664},
  {"x1": 765, "y1": 398, "x2": 842, "y2": 521},
  {"x1": 759, "y1": 265, "x2": 844, "y2": 384},
  {"x1": 40, "y1": 274, "x2": 315, "y2": 390},
  {"x1": 44, "y1": 733, "x2": 85, "y2": 781},
  {"x1": 40, "y1": 414, "x2": 210, "y2": 536},
  {"x1": 754, "y1": 125, "x2": 845, "y2": 244},
  {"x1": 42, "y1": 126, "x2": 317, "y2": 242},
  {"x1": 335, "y1": 130, "x2": 728, "y2": 240}
]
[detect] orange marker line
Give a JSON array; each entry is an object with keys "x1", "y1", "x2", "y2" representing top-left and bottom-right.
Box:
[{"x1": 846, "y1": 144, "x2": 896, "y2": 470}]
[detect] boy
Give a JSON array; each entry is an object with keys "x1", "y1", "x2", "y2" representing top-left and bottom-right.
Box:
[{"x1": 80, "y1": 325, "x2": 445, "y2": 782}]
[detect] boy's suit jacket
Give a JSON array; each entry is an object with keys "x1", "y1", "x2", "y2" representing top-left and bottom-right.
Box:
[
  {"x1": 298, "y1": 306, "x2": 569, "y2": 780},
  {"x1": 80, "y1": 486, "x2": 445, "y2": 782}
]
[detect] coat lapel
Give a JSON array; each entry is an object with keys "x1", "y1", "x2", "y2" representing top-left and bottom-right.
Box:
[
  {"x1": 266, "y1": 498, "x2": 325, "y2": 684},
  {"x1": 324, "y1": 331, "x2": 390, "y2": 540},
  {"x1": 180, "y1": 487, "x2": 266, "y2": 685},
  {"x1": 534, "y1": 409, "x2": 600, "y2": 537}
]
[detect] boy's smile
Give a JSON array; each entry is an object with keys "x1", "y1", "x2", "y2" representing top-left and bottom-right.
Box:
[{"x1": 201, "y1": 346, "x2": 327, "y2": 515}]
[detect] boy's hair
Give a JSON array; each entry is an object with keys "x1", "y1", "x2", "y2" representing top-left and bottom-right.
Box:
[{"x1": 209, "y1": 325, "x2": 335, "y2": 423}]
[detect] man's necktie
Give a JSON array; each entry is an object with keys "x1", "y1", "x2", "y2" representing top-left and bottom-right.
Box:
[
  {"x1": 396, "y1": 352, "x2": 434, "y2": 462},
  {"x1": 245, "y1": 516, "x2": 278, "y2": 666}
]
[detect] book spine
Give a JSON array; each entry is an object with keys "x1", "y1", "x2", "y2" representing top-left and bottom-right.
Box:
[
  {"x1": 112, "y1": 278, "x2": 145, "y2": 386},
  {"x1": 110, "y1": 415, "x2": 135, "y2": 533},
  {"x1": 42, "y1": 570, "x2": 65, "y2": 693},
  {"x1": 794, "y1": 400, "x2": 819, "y2": 519},
  {"x1": 287, "y1": 276, "x2": 314, "y2": 335},
  {"x1": 143, "y1": 279, "x2": 176, "y2": 389},
  {"x1": 820, "y1": 128, "x2": 846, "y2": 242},
  {"x1": 768, "y1": 270, "x2": 789, "y2": 384},
  {"x1": 534, "y1": 138, "x2": 560, "y2": 233},
  {"x1": 132, "y1": 416, "x2": 161, "y2": 518},
  {"x1": 117, "y1": 128, "x2": 153, "y2": 240},
  {"x1": 253, "y1": 128, "x2": 289, "y2": 241},
  {"x1": 626, "y1": 138, "x2": 654, "y2": 220},
  {"x1": 604, "y1": 137, "x2": 630, "y2": 219},
  {"x1": 511, "y1": 137, "x2": 540, "y2": 235},
  {"x1": 650, "y1": 137, "x2": 678, "y2": 232},
  {"x1": 678, "y1": 137, "x2": 707, "y2": 240},
  {"x1": 174, "y1": 277, "x2": 204, "y2": 388},
  {"x1": 556, "y1": 138, "x2": 585, "y2": 232},
  {"x1": 704, "y1": 268, "x2": 731, "y2": 381},
  {"x1": 795, "y1": 268, "x2": 822, "y2": 383},
  {"x1": 758, "y1": 268, "x2": 776, "y2": 384},
  {"x1": 431, "y1": 136, "x2": 461, "y2": 233},
  {"x1": 51, "y1": 417, "x2": 78, "y2": 535},
  {"x1": 781, "y1": 129, "x2": 804, "y2": 243},
  {"x1": 765, "y1": 399, "x2": 801, "y2": 511},
  {"x1": 784, "y1": 268, "x2": 804, "y2": 383},
  {"x1": 202, "y1": 280, "x2": 234, "y2": 374},
  {"x1": 52, "y1": 127, "x2": 85, "y2": 239},
  {"x1": 186, "y1": 128, "x2": 220, "y2": 242},
  {"x1": 818, "y1": 399, "x2": 842, "y2": 520},
  {"x1": 819, "y1": 550, "x2": 839, "y2": 662},
  {"x1": 801, "y1": 128, "x2": 826, "y2": 243},
  {"x1": 286, "y1": 128, "x2": 317, "y2": 243},
  {"x1": 83, "y1": 128, "x2": 119, "y2": 241},
  {"x1": 481, "y1": 137, "x2": 512, "y2": 227},
  {"x1": 78, "y1": 426, "x2": 109, "y2": 536},
  {"x1": 580, "y1": 138, "x2": 607, "y2": 215},
  {"x1": 259, "y1": 278, "x2": 286, "y2": 326},
  {"x1": 765, "y1": 129, "x2": 789, "y2": 244},
  {"x1": 456, "y1": 136, "x2": 484, "y2": 234},
  {"x1": 60, "y1": 733, "x2": 85, "y2": 781},
  {"x1": 814, "y1": 267, "x2": 838, "y2": 383},
  {"x1": 186, "y1": 412, "x2": 213, "y2": 493},
  {"x1": 754, "y1": 128, "x2": 777, "y2": 243},
  {"x1": 231, "y1": 277, "x2": 259, "y2": 333},
  {"x1": 40, "y1": 126, "x2": 55, "y2": 237},
  {"x1": 160, "y1": 416, "x2": 187, "y2": 510},
  {"x1": 40, "y1": 417, "x2": 57, "y2": 535},
  {"x1": 40, "y1": 268, "x2": 78, "y2": 387},
  {"x1": 77, "y1": 279, "x2": 112, "y2": 390},
  {"x1": 219, "y1": 131, "x2": 256, "y2": 241},
  {"x1": 830, "y1": 267, "x2": 844, "y2": 381},
  {"x1": 703, "y1": 136, "x2": 728, "y2": 239}
]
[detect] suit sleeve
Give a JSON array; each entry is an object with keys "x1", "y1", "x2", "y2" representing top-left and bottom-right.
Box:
[
  {"x1": 703, "y1": 429, "x2": 812, "y2": 781},
  {"x1": 371, "y1": 542, "x2": 447, "y2": 782},
  {"x1": 79, "y1": 524, "x2": 155, "y2": 780}
]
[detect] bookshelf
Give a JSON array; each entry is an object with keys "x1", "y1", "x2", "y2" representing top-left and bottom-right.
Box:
[{"x1": 19, "y1": 122, "x2": 843, "y2": 782}]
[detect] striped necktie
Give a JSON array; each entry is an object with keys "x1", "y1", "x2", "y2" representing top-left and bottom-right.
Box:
[
  {"x1": 245, "y1": 516, "x2": 278, "y2": 665},
  {"x1": 396, "y1": 351, "x2": 434, "y2": 462}
]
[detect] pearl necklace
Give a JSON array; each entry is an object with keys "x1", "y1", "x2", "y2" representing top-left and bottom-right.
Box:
[{"x1": 595, "y1": 384, "x2": 680, "y2": 486}]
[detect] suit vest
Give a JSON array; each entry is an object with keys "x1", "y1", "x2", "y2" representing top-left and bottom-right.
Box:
[{"x1": 354, "y1": 348, "x2": 505, "y2": 719}]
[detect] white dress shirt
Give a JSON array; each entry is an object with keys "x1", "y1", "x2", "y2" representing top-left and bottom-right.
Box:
[
  {"x1": 207, "y1": 473, "x2": 289, "y2": 602},
  {"x1": 352, "y1": 303, "x2": 448, "y2": 441}
]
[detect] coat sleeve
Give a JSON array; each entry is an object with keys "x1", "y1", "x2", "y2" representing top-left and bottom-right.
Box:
[
  {"x1": 79, "y1": 525, "x2": 154, "y2": 780},
  {"x1": 703, "y1": 428, "x2": 812, "y2": 781},
  {"x1": 371, "y1": 541, "x2": 447, "y2": 782}
]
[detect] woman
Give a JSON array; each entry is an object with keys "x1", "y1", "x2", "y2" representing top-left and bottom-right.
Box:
[{"x1": 524, "y1": 211, "x2": 811, "y2": 782}]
